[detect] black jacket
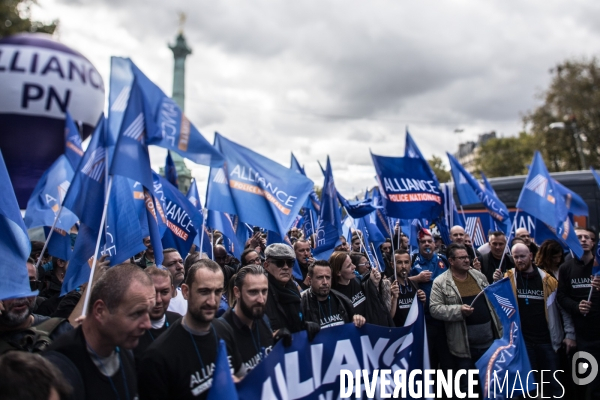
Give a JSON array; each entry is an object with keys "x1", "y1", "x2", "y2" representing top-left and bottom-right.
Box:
[
  {"x1": 478, "y1": 252, "x2": 514, "y2": 284},
  {"x1": 301, "y1": 288, "x2": 354, "y2": 327},
  {"x1": 264, "y1": 274, "x2": 304, "y2": 333}
]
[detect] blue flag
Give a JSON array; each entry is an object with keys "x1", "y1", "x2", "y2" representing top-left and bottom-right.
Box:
[
  {"x1": 165, "y1": 151, "x2": 179, "y2": 189},
  {"x1": 153, "y1": 172, "x2": 202, "y2": 257},
  {"x1": 24, "y1": 155, "x2": 80, "y2": 233},
  {"x1": 103, "y1": 176, "x2": 148, "y2": 266},
  {"x1": 290, "y1": 152, "x2": 304, "y2": 174},
  {"x1": 371, "y1": 187, "x2": 393, "y2": 239},
  {"x1": 207, "y1": 209, "x2": 241, "y2": 259},
  {"x1": 44, "y1": 226, "x2": 72, "y2": 261},
  {"x1": 207, "y1": 340, "x2": 239, "y2": 400},
  {"x1": 476, "y1": 278, "x2": 535, "y2": 399},
  {"x1": 313, "y1": 157, "x2": 343, "y2": 260},
  {"x1": 61, "y1": 118, "x2": 108, "y2": 295},
  {"x1": 0, "y1": 150, "x2": 36, "y2": 300},
  {"x1": 356, "y1": 213, "x2": 386, "y2": 270},
  {"x1": 64, "y1": 111, "x2": 84, "y2": 169},
  {"x1": 441, "y1": 183, "x2": 464, "y2": 229},
  {"x1": 553, "y1": 180, "x2": 588, "y2": 217},
  {"x1": 109, "y1": 78, "x2": 154, "y2": 190},
  {"x1": 206, "y1": 133, "x2": 314, "y2": 239},
  {"x1": 516, "y1": 152, "x2": 568, "y2": 233},
  {"x1": 338, "y1": 192, "x2": 380, "y2": 219},
  {"x1": 404, "y1": 129, "x2": 426, "y2": 160},
  {"x1": 290, "y1": 153, "x2": 321, "y2": 213},
  {"x1": 129, "y1": 61, "x2": 225, "y2": 167},
  {"x1": 372, "y1": 152, "x2": 443, "y2": 220},
  {"x1": 447, "y1": 153, "x2": 510, "y2": 231},
  {"x1": 186, "y1": 179, "x2": 209, "y2": 255},
  {"x1": 107, "y1": 56, "x2": 134, "y2": 156},
  {"x1": 405, "y1": 128, "x2": 440, "y2": 186},
  {"x1": 447, "y1": 155, "x2": 483, "y2": 206},
  {"x1": 480, "y1": 171, "x2": 497, "y2": 196}
]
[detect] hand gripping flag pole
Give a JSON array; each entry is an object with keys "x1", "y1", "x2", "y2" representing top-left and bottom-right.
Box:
[
  {"x1": 387, "y1": 217, "x2": 398, "y2": 283},
  {"x1": 81, "y1": 175, "x2": 114, "y2": 317}
]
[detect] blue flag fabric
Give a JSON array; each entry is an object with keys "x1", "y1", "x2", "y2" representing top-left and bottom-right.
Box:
[
  {"x1": 447, "y1": 155, "x2": 481, "y2": 206},
  {"x1": 480, "y1": 171, "x2": 497, "y2": 196},
  {"x1": 206, "y1": 133, "x2": 314, "y2": 239},
  {"x1": 186, "y1": 179, "x2": 210, "y2": 255},
  {"x1": 312, "y1": 157, "x2": 343, "y2": 260},
  {"x1": 44, "y1": 226, "x2": 72, "y2": 261},
  {"x1": 404, "y1": 129, "x2": 426, "y2": 160},
  {"x1": 338, "y1": 192, "x2": 380, "y2": 219},
  {"x1": 61, "y1": 118, "x2": 108, "y2": 295},
  {"x1": 290, "y1": 153, "x2": 304, "y2": 175},
  {"x1": 0, "y1": 150, "x2": 36, "y2": 300},
  {"x1": 554, "y1": 180, "x2": 588, "y2": 217},
  {"x1": 291, "y1": 153, "x2": 321, "y2": 214},
  {"x1": 24, "y1": 155, "x2": 80, "y2": 233},
  {"x1": 64, "y1": 111, "x2": 84, "y2": 170},
  {"x1": 109, "y1": 78, "x2": 154, "y2": 190},
  {"x1": 371, "y1": 187, "x2": 393, "y2": 239},
  {"x1": 207, "y1": 210, "x2": 241, "y2": 259},
  {"x1": 207, "y1": 339, "x2": 239, "y2": 400},
  {"x1": 153, "y1": 172, "x2": 202, "y2": 258},
  {"x1": 236, "y1": 300, "x2": 428, "y2": 399},
  {"x1": 476, "y1": 278, "x2": 535, "y2": 399},
  {"x1": 107, "y1": 57, "x2": 133, "y2": 156},
  {"x1": 129, "y1": 61, "x2": 225, "y2": 167},
  {"x1": 516, "y1": 152, "x2": 568, "y2": 233},
  {"x1": 165, "y1": 151, "x2": 179, "y2": 189},
  {"x1": 356, "y1": 214, "x2": 386, "y2": 270},
  {"x1": 447, "y1": 153, "x2": 511, "y2": 231},
  {"x1": 372, "y1": 152, "x2": 443, "y2": 220},
  {"x1": 103, "y1": 176, "x2": 148, "y2": 266}
]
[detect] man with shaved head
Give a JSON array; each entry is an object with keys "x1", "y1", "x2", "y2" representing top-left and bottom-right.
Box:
[{"x1": 495, "y1": 243, "x2": 567, "y2": 397}]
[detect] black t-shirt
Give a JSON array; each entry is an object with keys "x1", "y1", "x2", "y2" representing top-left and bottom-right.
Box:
[
  {"x1": 316, "y1": 296, "x2": 347, "y2": 329},
  {"x1": 137, "y1": 318, "x2": 243, "y2": 400},
  {"x1": 134, "y1": 311, "x2": 180, "y2": 361},
  {"x1": 393, "y1": 283, "x2": 416, "y2": 327},
  {"x1": 334, "y1": 278, "x2": 366, "y2": 316},
  {"x1": 516, "y1": 269, "x2": 551, "y2": 344},
  {"x1": 46, "y1": 326, "x2": 138, "y2": 400},
  {"x1": 557, "y1": 257, "x2": 600, "y2": 341},
  {"x1": 220, "y1": 309, "x2": 273, "y2": 371}
]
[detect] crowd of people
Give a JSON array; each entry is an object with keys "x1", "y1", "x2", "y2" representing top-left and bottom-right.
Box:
[{"x1": 0, "y1": 223, "x2": 599, "y2": 399}]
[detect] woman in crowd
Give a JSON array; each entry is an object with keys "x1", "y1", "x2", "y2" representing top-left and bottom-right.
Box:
[
  {"x1": 534, "y1": 239, "x2": 565, "y2": 280},
  {"x1": 330, "y1": 251, "x2": 394, "y2": 327}
]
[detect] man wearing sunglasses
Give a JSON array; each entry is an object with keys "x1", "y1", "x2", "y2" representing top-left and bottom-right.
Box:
[{"x1": 263, "y1": 244, "x2": 320, "y2": 340}]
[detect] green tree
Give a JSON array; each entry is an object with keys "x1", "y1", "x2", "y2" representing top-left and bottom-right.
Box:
[
  {"x1": 475, "y1": 132, "x2": 536, "y2": 177},
  {"x1": 428, "y1": 155, "x2": 451, "y2": 183},
  {"x1": 523, "y1": 58, "x2": 600, "y2": 171},
  {"x1": 0, "y1": 0, "x2": 57, "y2": 38}
]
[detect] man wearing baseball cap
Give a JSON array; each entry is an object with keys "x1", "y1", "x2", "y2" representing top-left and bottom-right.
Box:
[{"x1": 263, "y1": 244, "x2": 320, "y2": 340}]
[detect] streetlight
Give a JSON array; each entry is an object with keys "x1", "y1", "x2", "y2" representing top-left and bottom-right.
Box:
[{"x1": 548, "y1": 117, "x2": 587, "y2": 170}]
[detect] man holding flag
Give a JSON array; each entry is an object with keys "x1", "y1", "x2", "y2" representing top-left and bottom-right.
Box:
[
  {"x1": 557, "y1": 226, "x2": 600, "y2": 399},
  {"x1": 430, "y1": 243, "x2": 503, "y2": 396}
]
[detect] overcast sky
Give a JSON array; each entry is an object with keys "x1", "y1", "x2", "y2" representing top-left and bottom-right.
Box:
[{"x1": 33, "y1": 0, "x2": 600, "y2": 200}]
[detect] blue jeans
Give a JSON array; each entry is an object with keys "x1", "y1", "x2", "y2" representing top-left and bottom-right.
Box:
[{"x1": 525, "y1": 341, "x2": 562, "y2": 398}]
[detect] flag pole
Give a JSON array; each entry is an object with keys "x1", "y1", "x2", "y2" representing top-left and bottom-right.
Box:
[
  {"x1": 497, "y1": 210, "x2": 519, "y2": 274},
  {"x1": 34, "y1": 204, "x2": 65, "y2": 272},
  {"x1": 351, "y1": 219, "x2": 376, "y2": 268},
  {"x1": 388, "y1": 217, "x2": 398, "y2": 283},
  {"x1": 308, "y1": 210, "x2": 316, "y2": 248},
  {"x1": 81, "y1": 175, "x2": 114, "y2": 317},
  {"x1": 370, "y1": 242, "x2": 382, "y2": 271},
  {"x1": 199, "y1": 209, "x2": 207, "y2": 257}
]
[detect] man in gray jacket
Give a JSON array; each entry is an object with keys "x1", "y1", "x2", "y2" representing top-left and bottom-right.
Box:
[{"x1": 430, "y1": 244, "x2": 502, "y2": 395}]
